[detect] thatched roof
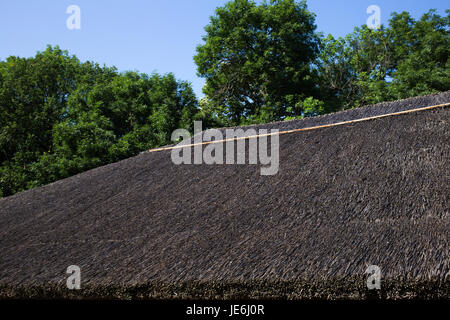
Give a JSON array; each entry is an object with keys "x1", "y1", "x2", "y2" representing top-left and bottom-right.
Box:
[{"x1": 0, "y1": 92, "x2": 449, "y2": 299}]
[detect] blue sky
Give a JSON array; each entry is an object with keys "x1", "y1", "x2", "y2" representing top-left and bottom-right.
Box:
[{"x1": 0, "y1": 0, "x2": 448, "y2": 97}]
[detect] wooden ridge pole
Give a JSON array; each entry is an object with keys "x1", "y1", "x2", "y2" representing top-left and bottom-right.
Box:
[{"x1": 148, "y1": 102, "x2": 450, "y2": 153}]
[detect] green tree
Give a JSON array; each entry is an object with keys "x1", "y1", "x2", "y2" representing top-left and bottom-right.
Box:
[
  {"x1": 194, "y1": 0, "x2": 321, "y2": 125},
  {"x1": 0, "y1": 46, "x2": 198, "y2": 197},
  {"x1": 317, "y1": 9, "x2": 449, "y2": 110},
  {"x1": 388, "y1": 10, "x2": 449, "y2": 98}
]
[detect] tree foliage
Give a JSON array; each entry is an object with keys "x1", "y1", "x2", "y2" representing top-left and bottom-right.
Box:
[
  {"x1": 0, "y1": 46, "x2": 197, "y2": 197},
  {"x1": 317, "y1": 9, "x2": 449, "y2": 110},
  {"x1": 196, "y1": 2, "x2": 448, "y2": 123},
  {"x1": 195, "y1": 0, "x2": 321, "y2": 125}
]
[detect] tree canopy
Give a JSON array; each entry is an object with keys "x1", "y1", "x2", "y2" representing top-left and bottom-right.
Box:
[
  {"x1": 0, "y1": 46, "x2": 198, "y2": 197},
  {"x1": 194, "y1": 0, "x2": 321, "y2": 125},
  {"x1": 317, "y1": 9, "x2": 449, "y2": 110},
  {"x1": 196, "y1": 1, "x2": 449, "y2": 123}
]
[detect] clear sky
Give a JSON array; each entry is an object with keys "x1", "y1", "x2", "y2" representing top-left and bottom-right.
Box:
[{"x1": 0, "y1": 0, "x2": 448, "y2": 97}]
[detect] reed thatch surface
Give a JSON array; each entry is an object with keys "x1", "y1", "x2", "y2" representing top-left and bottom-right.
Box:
[{"x1": 0, "y1": 92, "x2": 449, "y2": 299}]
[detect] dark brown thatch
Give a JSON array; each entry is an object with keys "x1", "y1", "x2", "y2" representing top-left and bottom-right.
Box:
[{"x1": 0, "y1": 92, "x2": 449, "y2": 300}]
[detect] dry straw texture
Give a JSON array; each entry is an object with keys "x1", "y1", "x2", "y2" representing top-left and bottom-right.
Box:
[{"x1": 0, "y1": 92, "x2": 449, "y2": 299}]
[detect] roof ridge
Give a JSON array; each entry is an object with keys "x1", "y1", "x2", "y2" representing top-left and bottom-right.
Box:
[
  {"x1": 217, "y1": 90, "x2": 450, "y2": 131},
  {"x1": 149, "y1": 102, "x2": 449, "y2": 153}
]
